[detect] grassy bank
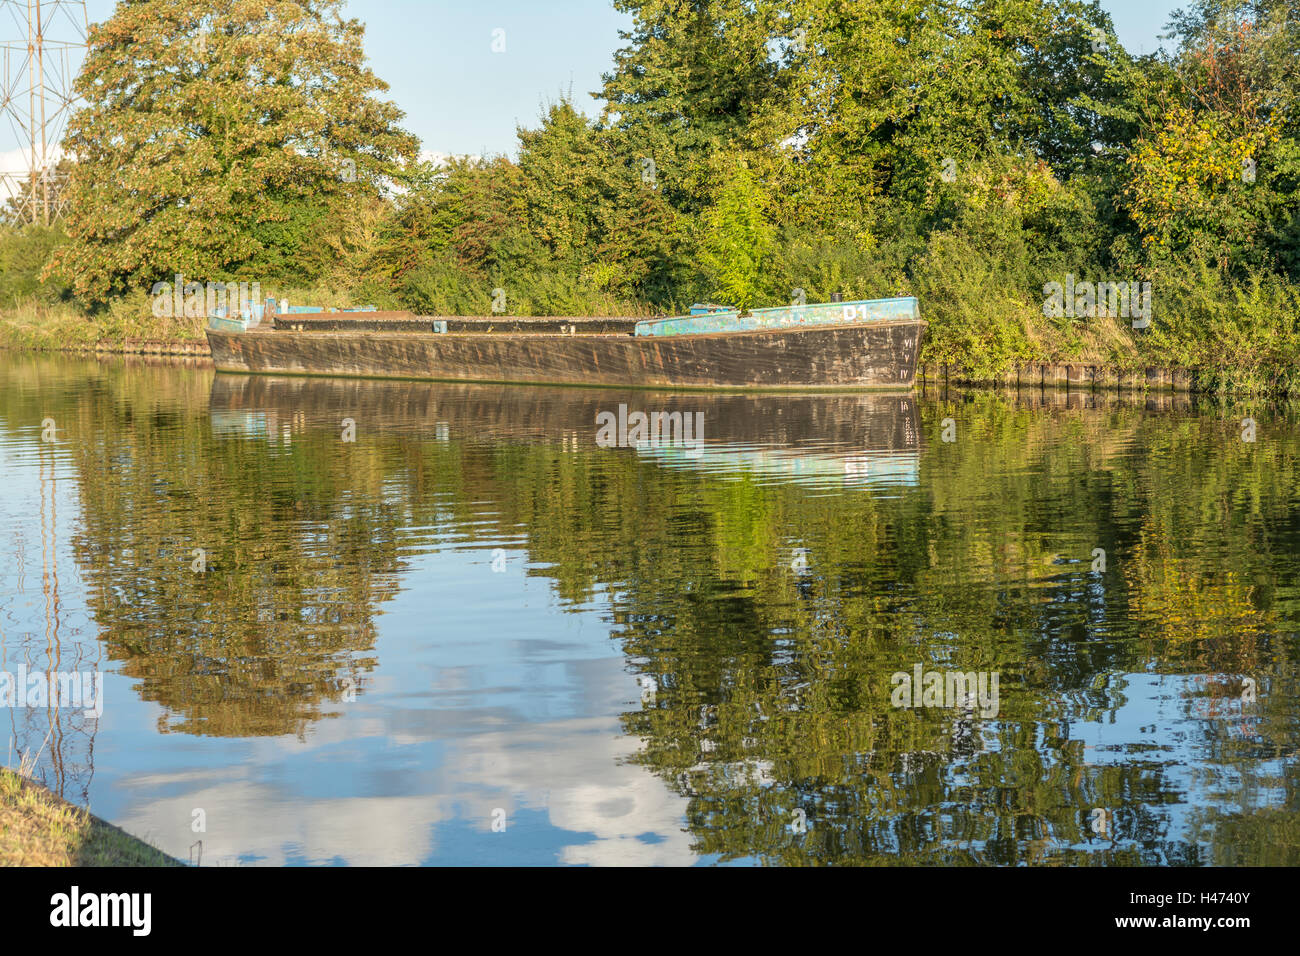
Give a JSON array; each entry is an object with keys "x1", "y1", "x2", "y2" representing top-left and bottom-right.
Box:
[
  {"x1": 0, "y1": 299, "x2": 206, "y2": 352},
  {"x1": 0, "y1": 768, "x2": 181, "y2": 867},
  {"x1": 4, "y1": 267, "x2": 1299, "y2": 396},
  {"x1": 0, "y1": 284, "x2": 365, "y2": 353}
]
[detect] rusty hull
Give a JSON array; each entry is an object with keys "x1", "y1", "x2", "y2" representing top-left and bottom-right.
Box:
[{"x1": 206, "y1": 321, "x2": 927, "y2": 391}]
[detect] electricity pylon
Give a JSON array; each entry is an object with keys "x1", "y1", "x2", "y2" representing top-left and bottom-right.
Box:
[{"x1": 0, "y1": 0, "x2": 89, "y2": 225}]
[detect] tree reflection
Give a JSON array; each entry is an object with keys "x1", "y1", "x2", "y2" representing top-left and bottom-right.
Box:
[{"x1": 3, "y1": 356, "x2": 1297, "y2": 863}]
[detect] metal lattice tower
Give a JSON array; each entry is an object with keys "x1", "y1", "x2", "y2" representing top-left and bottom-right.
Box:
[{"x1": 0, "y1": 0, "x2": 88, "y2": 225}]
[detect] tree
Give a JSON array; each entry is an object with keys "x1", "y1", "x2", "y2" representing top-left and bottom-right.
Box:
[
  {"x1": 1125, "y1": 4, "x2": 1300, "y2": 274},
  {"x1": 0, "y1": 223, "x2": 71, "y2": 304},
  {"x1": 51, "y1": 0, "x2": 419, "y2": 307},
  {"x1": 600, "y1": 0, "x2": 783, "y2": 214},
  {"x1": 698, "y1": 159, "x2": 775, "y2": 311},
  {"x1": 516, "y1": 100, "x2": 687, "y2": 303},
  {"x1": 752, "y1": 0, "x2": 1121, "y2": 231}
]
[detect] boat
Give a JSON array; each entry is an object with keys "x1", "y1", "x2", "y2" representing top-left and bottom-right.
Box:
[
  {"x1": 206, "y1": 298, "x2": 378, "y2": 333},
  {"x1": 205, "y1": 297, "x2": 926, "y2": 391},
  {"x1": 634, "y1": 296, "x2": 919, "y2": 336}
]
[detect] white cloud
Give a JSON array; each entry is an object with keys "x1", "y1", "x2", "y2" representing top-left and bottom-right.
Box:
[
  {"x1": 115, "y1": 709, "x2": 695, "y2": 866},
  {"x1": 0, "y1": 147, "x2": 69, "y2": 203}
]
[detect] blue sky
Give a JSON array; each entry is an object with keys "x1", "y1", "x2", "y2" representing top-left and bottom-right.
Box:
[{"x1": 5, "y1": 0, "x2": 1190, "y2": 163}]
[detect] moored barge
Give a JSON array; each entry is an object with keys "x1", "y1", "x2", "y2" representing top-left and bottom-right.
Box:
[{"x1": 205, "y1": 297, "x2": 926, "y2": 391}]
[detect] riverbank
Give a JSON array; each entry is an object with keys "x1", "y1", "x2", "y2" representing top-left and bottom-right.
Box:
[
  {"x1": 0, "y1": 300, "x2": 207, "y2": 355},
  {"x1": 1, "y1": 768, "x2": 182, "y2": 867},
  {"x1": 4, "y1": 300, "x2": 1298, "y2": 396},
  {"x1": 922, "y1": 363, "x2": 1200, "y2": 391}
]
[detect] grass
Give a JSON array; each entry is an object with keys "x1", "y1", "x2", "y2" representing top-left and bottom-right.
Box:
[
  {"x1": 0, "y1": 767, "x2": 182, "y2": 867},
  {"x1": 0, "y1": 302, "x2": 102, "y2": 351},
  {"x1": 0, "y1": 293, "x2": 215, "y2": 352}
]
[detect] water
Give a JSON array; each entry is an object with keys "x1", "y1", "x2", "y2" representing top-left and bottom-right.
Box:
[{"x1": 1, "y1": 353, "x2": 1297, "y2": 866}]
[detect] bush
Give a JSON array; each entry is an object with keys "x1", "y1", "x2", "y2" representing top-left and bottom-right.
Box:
[
  {"x1": 0, "y1": 225, "x2": 70, "y2": 306},
  {"x1": 1140, "y1": 259, "x2": 1300, "y2": 394},
  {"x1": 911, "y1": 230, "x2": 1040, "y2": 377}
]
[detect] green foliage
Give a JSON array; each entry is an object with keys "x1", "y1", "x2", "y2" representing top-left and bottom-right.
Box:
[
  {"x1": 0, "y1": 226, "x2": 70, "y2": 306},
  {"x1": 600, "y1": 0, "x2": 783, "y2": 214},
  {"x1": 2, "y1": 0, "x2": 1298, "y2": 391},
  {"x1": 698, "y1": 160, "x2": 775, "y2": 312},
  {"x1": 51, "y1": 0, "x2": 419, "y2": 307},
  {"x1": 912, "y1": 231, "x2": 1041, "y2": 375},
  {"x1": 1140, "y1": 257, "x2": 1300, "y2": 393},
  {"x1": 768, "y1": 231, "x2": 906, "y2": 305},
  {"x1": 515, "y1": 102, "x2": 688, "y2": 303}
]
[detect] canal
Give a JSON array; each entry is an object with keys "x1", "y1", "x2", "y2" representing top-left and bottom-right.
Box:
[{"x1": 1, "y1": 353, "x2": 1296, "y2": 865}]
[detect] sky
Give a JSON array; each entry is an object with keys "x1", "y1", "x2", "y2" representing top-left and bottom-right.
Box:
[{"x1": 1, "y1": 0, "x2": 1191, "y2": 170}]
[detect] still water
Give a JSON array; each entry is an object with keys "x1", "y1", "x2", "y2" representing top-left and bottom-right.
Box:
[{"x1": 1, "y1": 353, "x2": 1297, "y2": 866}]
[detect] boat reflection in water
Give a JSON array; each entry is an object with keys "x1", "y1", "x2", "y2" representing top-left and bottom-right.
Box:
[
  {"x1": 208, "y1": 375, "x2": 922, "y2": 493},
  {"x1": 639, "y1": 439, "x2": 919, "y2": 490}
]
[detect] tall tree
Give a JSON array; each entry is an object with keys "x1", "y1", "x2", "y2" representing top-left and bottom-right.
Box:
[
  {"x1": 516, "y1": 101, "x2": 686, "y2": 301},
  {"x1": 52, "y1": 0, "x2": 419, "y2": 306},
  {"x1": 599, "y1": 0, "x2": 784, "y2": 214}
]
